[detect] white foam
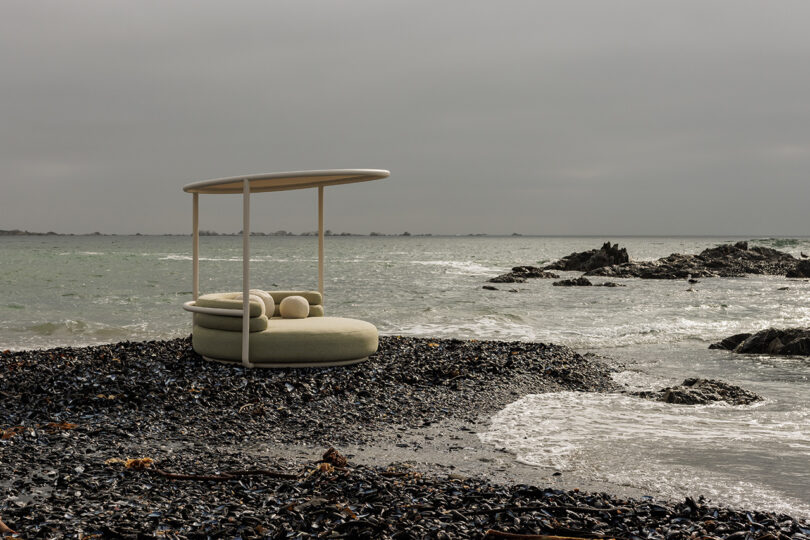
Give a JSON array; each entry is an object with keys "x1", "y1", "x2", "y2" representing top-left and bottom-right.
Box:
[
  {"x1": 546, "y1": 315, "x2": 810, "y2": 349},
  {"x1": 411, "y1": 260, "x2": 503, "y2": 275},
  {"x1": 158, "y1": 255, "x2": 290, "y2": 262},
  {"x1": 480, "y1": 392, "x2": 810, "y2": 516}
]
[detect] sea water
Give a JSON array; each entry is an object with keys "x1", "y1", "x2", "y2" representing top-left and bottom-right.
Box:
[{"x1": 1, "y1": 235, "x2": 809, "y2": 516}]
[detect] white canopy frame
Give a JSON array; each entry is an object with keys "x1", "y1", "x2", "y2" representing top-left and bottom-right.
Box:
[{"x1": 182, "y1": 169, "x2": 389, "y2": 368}]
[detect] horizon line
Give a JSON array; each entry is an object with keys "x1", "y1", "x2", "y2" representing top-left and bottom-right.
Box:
[{"x1": 2, "y1": 229, "x2": 809, "y2": 239}]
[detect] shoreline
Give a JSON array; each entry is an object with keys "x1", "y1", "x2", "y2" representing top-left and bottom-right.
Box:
[{"x1": 2, "y1": 336, "x2": 808, "y2": 537}]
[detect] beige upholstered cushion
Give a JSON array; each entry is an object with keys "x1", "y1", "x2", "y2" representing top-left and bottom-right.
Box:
[
  {"x1": 270, "y1": 304, "x2": 325, "y2": 317},
  {"x1": 266, "y1": 291, "x2": 322, "y2": 306},
  {"x1": 196, "y1": 292, "x2": 265, "y2": 317},
  {"x1": 197, "y1": 291, "x2": 323, "y2": 318},
  {"x1": 264, "y1": 290, "x2": 324, "y2": 317},
  {"x1": 249, "y1": 290, "x2": 275, "y2": 317},
  {"x1": 192, "y1": 317, "x2": 378, "y2": 364},
  {"x1": 194, "y1": 313, "x2": 269, "y2": 333},
  {"x1": 279, "y1": 296, "x2": 309, "y2": 319}
]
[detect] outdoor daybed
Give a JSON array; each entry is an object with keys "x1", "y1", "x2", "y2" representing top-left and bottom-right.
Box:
[
  {"x1": 189, "y1": 290, "x2": 378, "y2": 367},
  {"x1": 182, "y1": 169, "x2": 389, "y2": 368}
]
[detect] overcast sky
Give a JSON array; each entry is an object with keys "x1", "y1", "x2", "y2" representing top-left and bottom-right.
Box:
[{"x1": 2, "y1": 1, "x2": 809, "y2": 236}]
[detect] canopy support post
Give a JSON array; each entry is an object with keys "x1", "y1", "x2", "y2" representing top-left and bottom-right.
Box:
[
  {"x1": 318, "y1": 186, "x2": 324, "y2": 298},
  {"x1": 192, "y1": 193, "x2": 199, "y2": 301},
  {"x1": 242, "y1": 178, "x2": 252, "y2": 368}
]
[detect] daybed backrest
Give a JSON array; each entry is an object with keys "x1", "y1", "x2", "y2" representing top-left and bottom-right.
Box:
[
  {"x1": 193, "y1": 292, "x2": 271, "y2": 332},
  {"x1": 196, "y1": 292, "x2": 266, "y2": 317},
  {"x1": 265, "y1": 290, "x2": 324, "y2": 317}
]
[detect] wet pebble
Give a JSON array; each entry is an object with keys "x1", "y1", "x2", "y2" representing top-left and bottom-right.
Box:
[{"x1": 1, "y1": 337, "x2": 807, "y2": 536}]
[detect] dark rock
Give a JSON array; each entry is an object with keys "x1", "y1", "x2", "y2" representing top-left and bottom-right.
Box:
[
  {"x1": 711, "y1": 328, "x2": 810, "y2": 355},
  {"x1": 488, "y1": 274, "x2": 526, "y2": 283},
  {"x1": 553, "y1": 277, "x2": 593, "y2": 287},
  {"x1": 545, "y1": 242, "x2": 630, "y2": 272},
  {"x1": 588, "y1": 242, "x2": 799, "y2": 279},
  {"x1": 632, "y1": 378, "x2": 761, "y2": 406},
  {"x1": 783, "y1": 337, "x2": 810, "y2": 355},
  {"x1": 742, "y1": 328, "x2": 810, "y2": 355},
  {"x1": 732, "y1": 329, "x2": 785, "y2": 353},
  {"x1": 786, "y1": 259, "x2": 810, "y2": 278},
  {"x1": 599, "y1": 282, "x2": 626, "y2": 287},
  {"x1": 708, "y1": 333, "x2": 752, "y2": 351},
  {"x1": 488, "y1": 266, "x2": 559, "y2": 283},
  {"x1": 511, "y1": 265, "x2": 559, "y2": 278},
  {"x1": 482, "y1": 285, "x2": 498, "y2": 291}
]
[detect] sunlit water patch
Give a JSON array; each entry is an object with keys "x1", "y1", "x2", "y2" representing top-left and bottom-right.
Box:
[{"x1": 410, "y1": 260, "x2": 504, "y2": 276}]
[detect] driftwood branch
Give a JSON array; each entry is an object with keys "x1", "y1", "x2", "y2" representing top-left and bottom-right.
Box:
[
  {"x1": 146, "y1": 468, "x2": 298, "y2": 481},
  {"x1": 0, "y1": 516, "x2": 16, "y2": 534},
  {"x1": 485, "y1": 531, "x2": 617, "y2": 540}
]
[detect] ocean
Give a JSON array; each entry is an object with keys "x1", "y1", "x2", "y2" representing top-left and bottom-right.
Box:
[{"x1": 1, "y1": 235, "x2": 809, "y2": 516}]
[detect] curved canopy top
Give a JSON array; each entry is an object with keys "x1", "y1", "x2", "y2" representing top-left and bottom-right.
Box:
[{"x1": 183, "y1": 169, "x2": 390, "y2": 194}]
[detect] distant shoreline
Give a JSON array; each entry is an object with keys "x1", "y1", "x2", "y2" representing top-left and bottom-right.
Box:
[
  {"x1": 2, "y1": 229, "x2": 808, "y2": 239},
  {"x1": 0, "y1": 229, "x2": 435, "y2": 238}
]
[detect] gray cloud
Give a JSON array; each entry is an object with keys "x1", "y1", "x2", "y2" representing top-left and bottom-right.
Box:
[{"x1": 2, "y1": 0, "x2": 809, "y2": 235}]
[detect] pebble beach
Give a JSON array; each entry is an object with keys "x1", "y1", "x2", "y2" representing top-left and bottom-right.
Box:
[{"x1": 2, "y1": 336, "x2": 809, "y2": 538}]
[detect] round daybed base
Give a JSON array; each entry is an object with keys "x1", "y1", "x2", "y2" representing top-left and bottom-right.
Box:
[
  {"x1": 202, "y1": 356, "x2": 369, "y2": 369},
  {"x1": 191, "y1": 316, "x2": 378, "y2": 368}
]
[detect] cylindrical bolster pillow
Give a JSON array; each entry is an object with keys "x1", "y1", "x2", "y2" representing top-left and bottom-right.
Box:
[
  {"x1": 194, "y1": 313, "x2": 269, "y2": 332},
  {"x1": 196, "y1": 292, "x2": 265, "y2": 317},
  {"x1": 279, "y1": 296, "x2": 309, "y2": 319},
  {"x1": 249, "y1": 289, "x2": 275, "y2": 317}
]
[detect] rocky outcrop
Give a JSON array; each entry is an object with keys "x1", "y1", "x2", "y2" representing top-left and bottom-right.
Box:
[
  {"x1": 488, "y1": 266, "x2": 559, "y2": 283},
  {"x1": 551, "y1": 278, "x2": 626, "y2": 287},
  {"x1": 587, "y1": 241, "x2": 799, "y2": 279},
  {"x1": 545, "y1": 242, "x2": 629, "y2": 272},
  {"x1": 552, "y1": 276, "x2": 627, "y2": 287},
  {"x1": 553, "y1": 277, "x2": 592, "y2": 287},
  {"x1": 632, "y1": 378, "x2": 761, "y2": 406},
  {"x1": 786, "y1": 259, "x2": 810, "y2": 278},
  {"x1": 710, "y1": 328, "x2": 810, "y2": 355}
]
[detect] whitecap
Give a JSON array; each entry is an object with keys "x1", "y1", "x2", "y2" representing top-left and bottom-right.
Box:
[{"x1": 411, "y1": 260, "x2": 503, "y2": 275}]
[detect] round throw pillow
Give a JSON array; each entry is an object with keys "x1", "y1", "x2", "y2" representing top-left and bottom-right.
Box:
[{"x1": 279, "y1": 295, "x2": 309, "y2": 319}]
